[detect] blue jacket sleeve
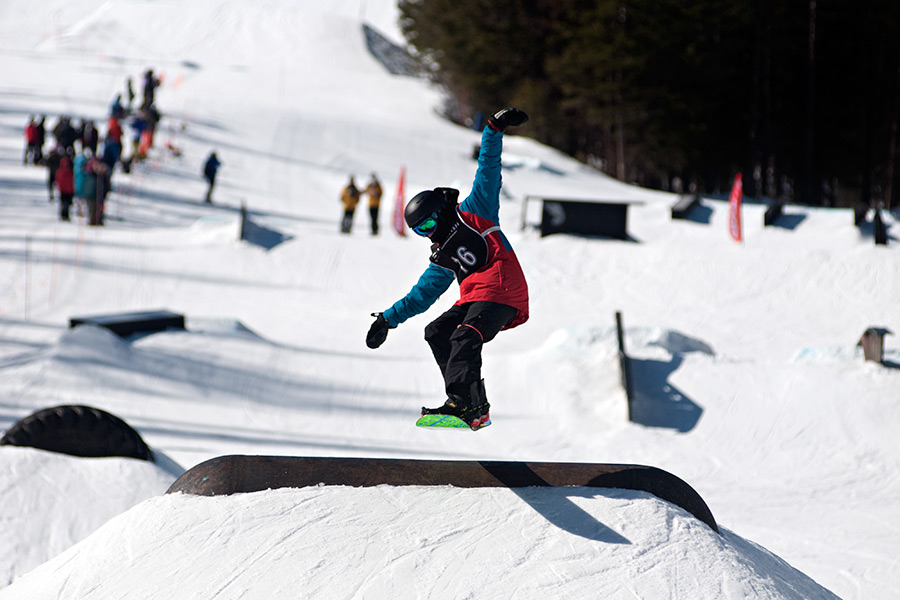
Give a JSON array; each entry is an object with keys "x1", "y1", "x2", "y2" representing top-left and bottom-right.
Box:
[
  {"x1": 460, "y1": 127, "x2": 502, "y2": 221},
  {"x1": 382, "y1": 263, "x2": 455, "y2": 326}
]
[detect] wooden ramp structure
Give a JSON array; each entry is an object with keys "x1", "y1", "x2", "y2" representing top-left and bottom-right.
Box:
[{"x1": 167, "y1": 455, "x2": 718, "y2": 533}]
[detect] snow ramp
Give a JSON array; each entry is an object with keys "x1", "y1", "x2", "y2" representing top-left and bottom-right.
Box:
[{"x1": 167, "y1": 455, "x2": 718, "y2": 532}]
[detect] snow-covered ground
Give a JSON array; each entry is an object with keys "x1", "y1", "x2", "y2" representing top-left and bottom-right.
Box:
[{"x1": 0, "y1": 1, "x2": 898, "y2": 598}]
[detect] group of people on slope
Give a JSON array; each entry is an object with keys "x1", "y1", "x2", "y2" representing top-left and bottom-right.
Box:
[
  {"x1": 25, "y1": 113, "x2": 120, "y2": 224},
  {"x1": 340, "y1": 174, "x2": 383, "y2": 235},
  {"x1": 21, "y1": 68, "x2": 216, "y2": 223}
]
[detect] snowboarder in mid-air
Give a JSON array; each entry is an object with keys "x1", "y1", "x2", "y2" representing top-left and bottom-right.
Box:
[{"x1": 366, "y1": 107, "x2": 530, "y2": 430}]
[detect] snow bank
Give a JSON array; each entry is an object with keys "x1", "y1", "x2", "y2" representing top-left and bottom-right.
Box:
[
  {"x1": 1, "y1": 485, "x2": 837, "y2": 600},
  {"x1": 0, "y1": 446, "x2": 178, "y2": 585}
]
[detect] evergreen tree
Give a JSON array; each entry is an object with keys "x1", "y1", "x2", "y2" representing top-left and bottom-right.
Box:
[{"x1": 399, "y1": 0, "x2": 900, "y2": 206}]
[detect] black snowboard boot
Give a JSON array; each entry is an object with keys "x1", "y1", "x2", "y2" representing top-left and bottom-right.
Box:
[
  {"x1": 420, "y1": 380, "x2": 490, "y2": 430},
  {"x1": 463, "y1": 379, "x2": 491, "y2": 430}
]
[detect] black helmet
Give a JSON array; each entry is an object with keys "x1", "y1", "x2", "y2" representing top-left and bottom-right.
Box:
[{"x1": 405, "y1": 189, "x2": 445, "y2": 229}]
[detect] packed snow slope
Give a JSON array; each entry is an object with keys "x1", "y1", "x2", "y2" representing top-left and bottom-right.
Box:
[{"x1": 0, "y1": 1, "x2": 898, "y2": 598}]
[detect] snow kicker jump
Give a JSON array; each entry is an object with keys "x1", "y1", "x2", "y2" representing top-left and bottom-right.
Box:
[{"x1": 166, "y1": 456, "x2": 718, "y2": 532}]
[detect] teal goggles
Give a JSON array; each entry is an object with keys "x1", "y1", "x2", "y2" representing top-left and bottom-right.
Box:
[{"x1": 412, "y1": 214, "x2": 439, "y2": 236}]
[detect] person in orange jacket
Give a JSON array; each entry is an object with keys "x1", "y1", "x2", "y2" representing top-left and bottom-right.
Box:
[
  {"x1": 340, "y1": 176, "x2": 360, "y2": 234},
  {"x1": 365, "y1": 173, "x2": 383, "y2": 235}
]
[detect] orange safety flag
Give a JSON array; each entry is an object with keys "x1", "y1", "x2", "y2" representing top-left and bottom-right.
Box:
[
  {"x1": 728, "y1": 172, "x2": 743, "y2": 242},
  {"x1": 393, "y1": 166, "x2": 407, "y2": 236}
]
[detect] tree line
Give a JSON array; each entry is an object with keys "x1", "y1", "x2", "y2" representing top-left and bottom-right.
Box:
[{"x1": 399, "y1": 0, "x2": 900, "y2": 207}]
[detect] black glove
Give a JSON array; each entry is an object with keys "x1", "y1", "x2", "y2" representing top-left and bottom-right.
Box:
[
  {"x1": 366, "y1": 313, "x2": 393, "y2": 349},
  {"x1": 487, "y1": 108, "x2": 529, "y2": 132}
]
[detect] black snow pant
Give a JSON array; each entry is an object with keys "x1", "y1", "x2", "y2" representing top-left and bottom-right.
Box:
[
  {"x1": 205, "y1": 175, "x2": 216, "y2": 203},
  {"x1": 424, "y1": 301, "x2": 517, "y2": 400},
  {"x1": 369, "y1": 205, "x2": 379, "y2": 235},
  {"x1": 59, "y1": 192, "x2": 73, "y2": 221},
  {"x1": 341, "y1": 208, "x2": 355, "y2": 233}
]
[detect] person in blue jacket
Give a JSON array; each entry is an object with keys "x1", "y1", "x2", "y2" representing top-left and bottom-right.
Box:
[{"x1": 366, "y1": 107, "x2": 530, "y2": 430}]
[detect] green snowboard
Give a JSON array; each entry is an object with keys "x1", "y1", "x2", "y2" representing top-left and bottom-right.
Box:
[{"x1": 415, "y1": 413, "x2": 491, "y2": 431}]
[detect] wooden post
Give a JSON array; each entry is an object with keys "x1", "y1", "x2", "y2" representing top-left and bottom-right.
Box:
[
  {"x1": 239, "y1": 201, "x2": 247, "y2": 241},
  {"x1": 616, "y1": 311, "x2": 634, "y2": 421}
]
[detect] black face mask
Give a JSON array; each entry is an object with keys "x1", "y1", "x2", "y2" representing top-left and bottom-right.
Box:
[{"x1": 429, "y1": 201, "x2": 458, "y2": 243}]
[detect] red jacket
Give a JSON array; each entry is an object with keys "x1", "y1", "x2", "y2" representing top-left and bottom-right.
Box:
[
  {"x1": 107, "y1": 117, "x2": 122, "y2": 143},
  {"x1": 55, "y1": 157, "x2": 74, "y2": 194},
  {"x1": 25, "y1": 123, "x2": 38, "y2": 144},
  {"x1": 455, "y1": 209, "x2": 529, "y2": 329}
]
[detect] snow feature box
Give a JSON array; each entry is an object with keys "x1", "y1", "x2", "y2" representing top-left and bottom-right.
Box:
[
  {"x1": 539, "y1": 198, "x2": 640, "y2": 240},
  {"x1": 69, "y1": 310, "x2": 185, "y2": 338},
  {"x1": 167, "y1": 456, "x2": 719, "y2": 533}
]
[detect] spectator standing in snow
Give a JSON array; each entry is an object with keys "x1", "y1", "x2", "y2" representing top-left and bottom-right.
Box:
[
  {"x1": 142, "y1": 69, "x2": 160, "y2": 110},
  {"x1": 203, "y1": 151, "x2": 221, "y2": 203},
  {"x1": 110, "y1": 94, "x2": 125, "y2": 119},
  {"x1": 55, "y1": 151, "x2": 75, "y2": 221},
  {"x1": 84, "y1": 156, "x2": 109, "y2": 226},
  {"x1": 105, "y1": 117, "x2": 123, "y2": 173},
  {"x1": 34, "y1": 115, "x2": 46, "y2": 164},
  {"x1": 340, "y1": 176, "x2": 360, "y2": 234},
  {"x1": 52, "y1": 116, "x2": 77, "y2": 154},
  {"x1": 101, "y1": 136, "x2": 120, "y2": 181},
  {"x1": 365, "y1": 173, "x2": 383, "y2": 235},
  {"x1": 107, "y1": 115, "x2": 123, "y2": 147},
  {"x1": 81, "y1": 120, "x2": 99, "y2": 155},
  {"x1": 129, "y1": 111, "x2": 147, "y2": 161},
  {"x1": 82, "y1": 155, "x2": 99, "y2": 223},
  {"x1": 73, "y1": 148, "x2": 89, "y2": 217},
  {"x1": 45, "y1": 146, "x2": 62, "y2": 202},
  {"x1": 24, "y1": 116, "x2": 39, "y2": 165},
  {"x1": 143, "y1": 105, "x2": 160, "y2": 150}
]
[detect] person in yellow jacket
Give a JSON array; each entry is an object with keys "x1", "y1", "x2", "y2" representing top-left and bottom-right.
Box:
[
  {"x1": 340, "y1": 176, "x2": 360, "y2": 234},
  {"x1": 365, "y1": 173, "x2": 383, "y2": 235}
]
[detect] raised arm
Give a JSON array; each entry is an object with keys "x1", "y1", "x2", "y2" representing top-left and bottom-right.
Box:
[
  {"x1": 460, "y1": 108, "x2": 528, "y2": 222},
  {"x1": 461, "y1": 127, "x2": 503, "y2": 221}
]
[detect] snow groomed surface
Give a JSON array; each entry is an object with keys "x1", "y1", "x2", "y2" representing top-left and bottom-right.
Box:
[
  {"x1": 0, "y1": 0, "x2": 897, "y2": 596},
  {"x1": 166, "y1": 455, "x2": 719, "y2": 532}
]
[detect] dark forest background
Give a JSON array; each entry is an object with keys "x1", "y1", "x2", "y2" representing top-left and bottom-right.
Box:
[{"x1": 398, "y1": 0, "x2": 900, "y2": 208}]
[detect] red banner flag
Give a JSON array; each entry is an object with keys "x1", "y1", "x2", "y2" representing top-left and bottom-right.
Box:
[
  {"x1": 728, "y1": 173, "x2": 743, "y2": 242},
  {"x1": 393, "y1": 166, "x2": 407, "y2": 237}
]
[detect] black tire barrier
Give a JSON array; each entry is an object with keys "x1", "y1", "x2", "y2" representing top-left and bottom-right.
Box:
[
  {"x1": 0, "y1": 405, "x2": 153, "y2": 462},
  {"x1": 167, "y1": 455, "x2": 718, "y2": 532}
]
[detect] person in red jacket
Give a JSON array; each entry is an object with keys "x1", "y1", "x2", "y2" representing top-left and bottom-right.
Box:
[
  {"x1": 24, "y1": 116, "x2": 40, "y2": 165},
  {"x1": 366, "y1": 107, "x2": 529, "y2": 430},
  {"x1": 55, "y1": 153, "x2": 75, "y2": 221}
]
